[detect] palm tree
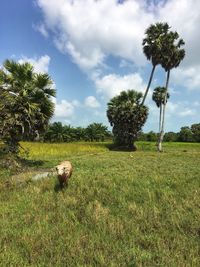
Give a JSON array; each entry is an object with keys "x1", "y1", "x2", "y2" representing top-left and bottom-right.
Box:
[
  {"x1": 152, "y1": 87, "x2": 169, "y2": 133},
  {"x1": 0, "y1": 59, "x2": 56, "y2": 152},
  {"x1": 86, "y1": 123, "x2": 109, "y2": 142},
  {"x1": 157, "y1": 31, "x2": 185, "y2": 152},
  {"x1": 107, "y1": 90, "x2": 148, "y2": 150},
  {"x1": 142, "y1": 22, "x2": 170, "y2": 105}
]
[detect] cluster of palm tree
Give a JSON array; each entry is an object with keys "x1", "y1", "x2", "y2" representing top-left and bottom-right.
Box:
[
  {"x1": 142, "y1": 22, "x2": 185, "y2": 151},
  {"x1": 43, "y1": 122, "x2": 111, "y2": 143},
  {"x1": 0, "y1": 60, "x2": 55, "y2": 153}
]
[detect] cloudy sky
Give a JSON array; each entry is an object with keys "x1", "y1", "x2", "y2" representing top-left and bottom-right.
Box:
[{"x1": 1, "y1": 0, "x2": 200, "y2": 132}]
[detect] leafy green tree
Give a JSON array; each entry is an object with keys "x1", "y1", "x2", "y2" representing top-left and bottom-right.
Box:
[
  {"x1": 0, "y1": 60, "x2": 56, "y2": 152},
  {"x1": 191, "y1": 123, "x2": 200, "y2": 142},
  {"x1": 178, "y1": 126, "x2": 193, "y2": 142},
  {"x1": 85, "y1": 123, "x2": 109, "y2": 142},
  {"x1": 157, "y1": 30, "x2": 185, "y2": 151},
  {"x1": 43, "y1": 122, "x2": 110, "y2": 143},
  {"x1": 164, "y1": 132, "x2": 178, "y2": 142},
  {"x1": 146, "y1": 131, "x2": 157, "y2": 142},
  {"x1": 107, "y1": 90, "x2": 148, "y2": 150},
  {"x1": 44, "y1": 122, "x2": 66, "y2": 142},
  {"x1": 142, "y1": 22, "x2": 170, "y2": 105},
  {"x1": 71, "y1": 127, "x2": 86, "y2": 141}
]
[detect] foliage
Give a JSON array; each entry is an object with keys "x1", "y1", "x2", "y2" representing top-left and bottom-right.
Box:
[
  {"x1": 107, "y1": 90, "x2": 148, "y2": 150},
  {"x1": 152, "y1": 87, "x2": 170, "y2": 108},
  {"x1": 191, "y1": 123, "x2": 200, "y2": 142},
  {"x1": 142, "y1": 22, "x2": 171, "y2": 105},
  {"x1": 85, "y1": 123, "x2": 110, "y2": 142},
  {"x1": 43, "y1": 122, "x2": 111, "y2": 143},
  {"x1": 179, "y1": 126, "x2": 193, "y2": 142},
  {"x1": 0, "y1": 60, "x2": 56, "y2": 153},
  {"x1": 143, "y1": 22, "x2": 170, "y2": 67},
  {"x1": 152, "y1": 87, "x2": 170, "y2": 136},
  {"x1": 138, "y1": 123, "x2": 200, "y2": 143}
]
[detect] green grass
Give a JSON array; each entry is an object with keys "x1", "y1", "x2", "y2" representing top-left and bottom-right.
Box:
[{"x1": 0, "y1": 141, "x2": 200, "y2": 266}]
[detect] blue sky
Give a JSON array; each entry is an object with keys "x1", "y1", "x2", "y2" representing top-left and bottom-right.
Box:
[{"x1": 1, "y1": 0, "x2": 200, "y2": 132}]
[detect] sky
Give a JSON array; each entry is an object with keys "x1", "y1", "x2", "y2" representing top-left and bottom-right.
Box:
[{"x1": 1, "y1": 0, "x2": 200, "y2": 132}]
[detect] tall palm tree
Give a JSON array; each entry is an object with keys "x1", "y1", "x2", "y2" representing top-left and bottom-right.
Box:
[
  {"x1": 142, "y1": 22, "x2": 170, "y2": 105},
  {"x1": 157, "y1": 31, "x2": 185, "y2": 152},
  {"x1": 152, "y1": 87, "x2": 169, "y2": 133},
  {"x1": 0, "y1": 59, "x2": 56, "y2": 152}
]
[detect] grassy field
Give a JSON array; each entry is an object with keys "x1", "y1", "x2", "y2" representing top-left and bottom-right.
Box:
[{"x1": 0, "y1": 141, "x2": 200, "y2": 266}]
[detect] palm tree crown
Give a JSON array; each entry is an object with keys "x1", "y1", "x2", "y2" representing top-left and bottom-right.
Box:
[
  {"x1": 152, "y1": 87, "x2": 170, "y2": 108},
  {"x1": 160, "y1": 31, "x2": 185, "y2": 72},
  {"x1": 143, "y1": 22, "x2": 170, "y2": 67}
]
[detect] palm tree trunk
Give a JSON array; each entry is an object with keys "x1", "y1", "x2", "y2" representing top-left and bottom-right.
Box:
[
  {"x1": 159, "y1": 104, "x2": 162, "y2": 133},
  {"x1": 157, "y1": 70, "x2": 170, "y2": 152},
  {"x1": 156, "y1": 104, "x2": 162, "y2": 148},
  {"x1": 141, "y1": 65, "x2": 156, "y2": 105}
]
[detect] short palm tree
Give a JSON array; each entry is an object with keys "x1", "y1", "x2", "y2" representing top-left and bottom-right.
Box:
[
  {"x1": 107, "y1": 90, "x2": 148, "y2": 150},
  {"x1": 142, "y1": 22, "x2": 170, "y2": 105},
  {"x1": 0, "y1": 59, "x2": 56, "y2": 152},
  {"x1": 152, "y1": 87, "x2": 169, "y2": 133}
]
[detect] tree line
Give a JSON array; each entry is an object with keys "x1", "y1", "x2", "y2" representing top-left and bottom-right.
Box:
[
  {"x1": 40, "y1": 121, "x2": 200, "y2": 143},
  {"x1": 139, "y1": 123, "x2": 200, "y2": 142},
  {"x1": 42, "y1": 122, "x2": 112, "y2": 143}
]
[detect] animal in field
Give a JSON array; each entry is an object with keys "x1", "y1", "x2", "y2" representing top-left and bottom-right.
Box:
[{"x1": 55, "y1": 161, "x2": 73, "y2": 187}]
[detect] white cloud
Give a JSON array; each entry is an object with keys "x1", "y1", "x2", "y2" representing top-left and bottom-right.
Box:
[
  {"x1": 54, "y1": 99, "x2": 75, "y2": 118},
  {"x1": 18, "y1": 55, "x2": 50, "y2": 73},
  {"x1": 33, "y1": 23, "x2": 49, "y2": 38},
  {"x1": 84, "y1": 96, "x2": 101, "y2": 108},
  {"x1": 36, "y1": 0, "x2": 200, "y2": 88},
  {"x1": 171, "y1": 65, "x2": 200, "y2": 90},
  {"x1": 36, "y1": 0, "x2": 155, "y2": 71},
  {"x1": 179, "y1": 109, "x2": 196, "y2": 117},
  {"x1": 95, "y1": 73, "x2": 145, "y2": 99},
  {"x1": 158, "y1": 0, "x2": 200, "y2": 68}
]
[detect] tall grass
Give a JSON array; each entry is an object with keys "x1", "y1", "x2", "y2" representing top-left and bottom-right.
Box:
[{"x1": 0, "y1": 141, "x2": 200, "y2": 266}]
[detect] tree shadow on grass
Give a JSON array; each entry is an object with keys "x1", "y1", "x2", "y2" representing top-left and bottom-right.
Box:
[
  {"x1": 19, "y1": 158, "x2": 45, "y2": 168},
  {"x1": 105, "y1": 143, "x2": 137, "y2": 152}
]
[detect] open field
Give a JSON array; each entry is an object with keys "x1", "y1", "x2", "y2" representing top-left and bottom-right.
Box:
[{"x1": 0, "y1": 141, "x2": 200, "y2": 266}]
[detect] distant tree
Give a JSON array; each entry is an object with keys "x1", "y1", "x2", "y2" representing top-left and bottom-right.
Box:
[
  {"x1": 0, "y1": 60, "x2": 55, "y2": 153},
  {"x1": 44, "y1": 122, "x2": 66, "y2": 142},
  {"x1": 85, "y1": 123, "x2": 109, "y2": 142},
  {"x1": 107, "y1": 90, "x2": 148, "y2": 150},
  {"x1": 178, "y1": 126, "x2": 193, "y2": 142},
  {"x1": 142, "y1": 22, "x2": 170, "y2": 105},
  {"x1": 157, "y1": 29, "x2": 185, "y2": 151},
  {"x1": 164, "y1": 131, "x2": 178, "y2": 142},
  {"x1": 43, "y1": 122, "x2": 110, "y2": 143},
  {"x1": 137, "y1": 131, "x2": 147, "y2": 141},
  {"x1": 146, "y1": 131, "x2": 157, "y2": 142},
  {"x1": 72, "y1": 127, "x2": 86, "y2": 141},
  {"x1": 191, "y1": 123, "x2": 200, "y2": 142}
]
